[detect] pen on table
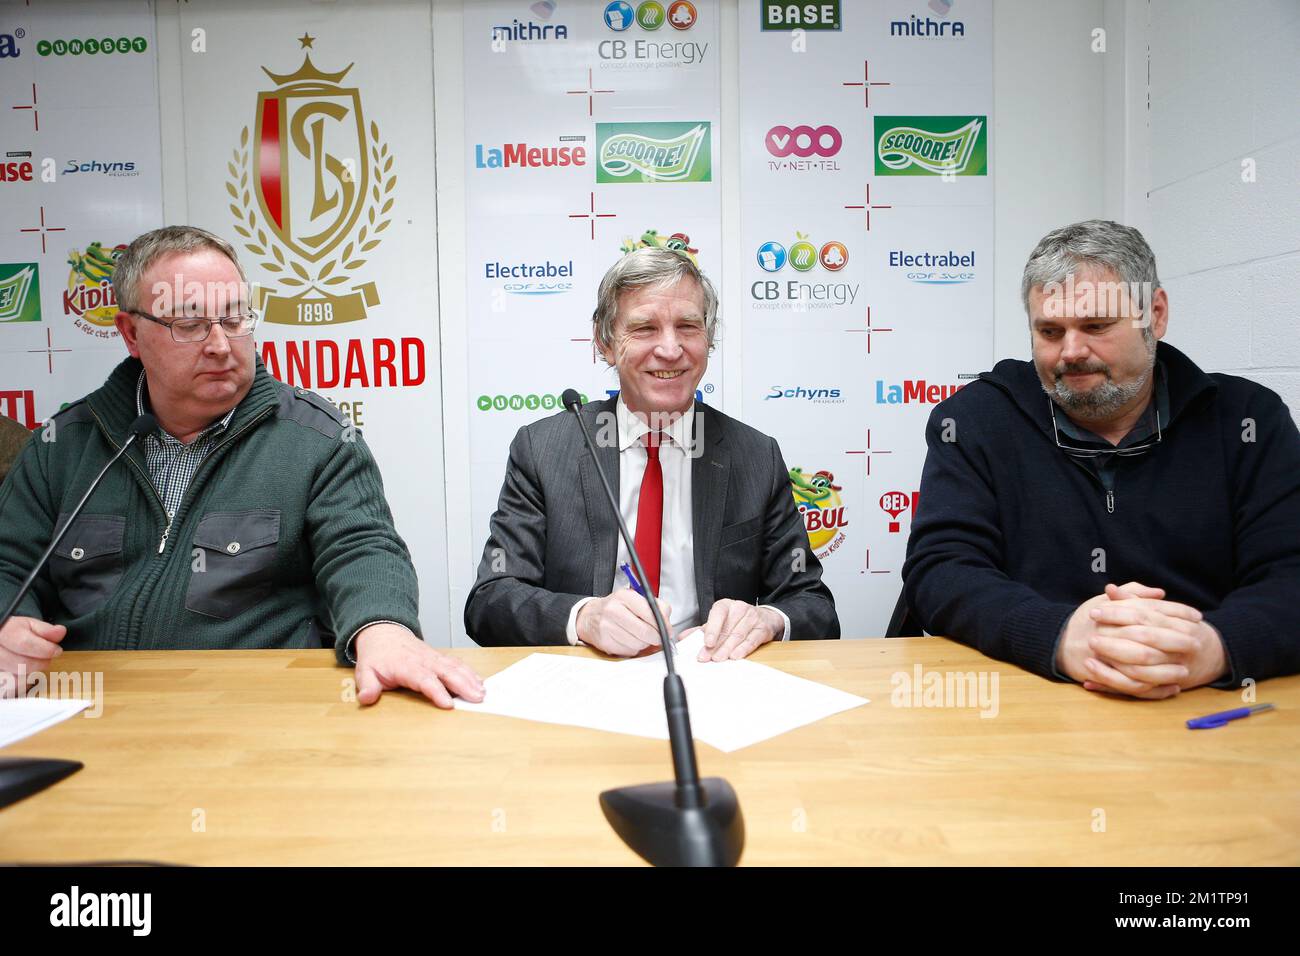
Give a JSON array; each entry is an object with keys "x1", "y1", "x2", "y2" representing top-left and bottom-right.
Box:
[{"x1": 1185, "y1": 703, "x2": 1275, "y2": 730}]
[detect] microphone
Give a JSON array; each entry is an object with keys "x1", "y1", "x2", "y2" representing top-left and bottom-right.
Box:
[
  {"x1": 0, "y1": 413, "x2": 157, "y2": 632},
  {"x1": 562, "y1": 388, "x2": 743, "y2": 867}
]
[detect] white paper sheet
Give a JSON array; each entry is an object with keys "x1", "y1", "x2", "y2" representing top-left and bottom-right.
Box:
[
  {"x1": 456, "y1": 632, "x2": 867, "y2": 752},
  {"x1": 0, "y1": 697, "x2": 91, "y2": 749}
]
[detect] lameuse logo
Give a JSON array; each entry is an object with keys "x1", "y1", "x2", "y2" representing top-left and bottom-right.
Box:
[{"x1": 474, "y1": 138, "x2": 587, "y2": 169}]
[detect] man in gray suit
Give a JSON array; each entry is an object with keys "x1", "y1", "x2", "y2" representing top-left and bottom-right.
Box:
[{"x1": 465, "y1": 248, "x2": 839, "y2": 660}]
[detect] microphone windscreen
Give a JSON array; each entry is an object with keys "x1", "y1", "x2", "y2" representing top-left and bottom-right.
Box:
[
  {"x1": 561, "y1": 389, "x2": 582, "y2": 411},
  {"x1": 129, "y1": 413, "x2": 158, "y2": 439}
]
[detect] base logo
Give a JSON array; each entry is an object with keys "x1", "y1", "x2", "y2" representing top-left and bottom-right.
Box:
[
  {"x1": 875, "y1": 116, "x2": 987, "y2": 176},
  {"x1": 227, "y1": 40, "x2": 394, "y2": 326},
  {"x1": 596, "y1": 122, "x2": 711, "y2": 183},
  {"x1": 620, "y1": 228, "x2": 700, "y2": 265},
  {"x1": 761, "y1": 1, "x2": 841, "y2": 30},
  {"x1": 64, "y1": 243, "x2": 125, "y2": 336},
  {"x1": 0, "y1": 263, "x2": 40, "y2": 323},
  {"x1": 790, "y1": 467, "x2": 848, "y2": 559}
]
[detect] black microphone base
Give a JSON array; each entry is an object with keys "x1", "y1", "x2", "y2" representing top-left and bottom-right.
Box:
[
  {"x1": 0, "y1": 756, "x2": 83, "y2": 810},
  {"x1": 600, "y1": 776, "x2": 743, "y2": 867}
]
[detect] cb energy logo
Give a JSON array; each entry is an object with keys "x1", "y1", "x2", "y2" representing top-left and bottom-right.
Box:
[
  {"x1": 875, "y1": 116, "x2": 987, "y2": 176},
  {"x1": 596, "y1": 122, "x2": 711, "y2": 183},
  {"x1": 604, "y1": 1, "x2": 698, "y2": 31},
  {"x1": 756, "y1": 233, "x2": 846, "y2": 272},
  {"x1": 789, "y1": 467, "x2": 848, "y2": 559}
]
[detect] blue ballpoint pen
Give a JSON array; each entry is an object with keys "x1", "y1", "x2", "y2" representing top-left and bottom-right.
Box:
[
  {"x1": 1185, "y1": 703, "x2": 1275, "y2": 729},
  {"x1": 620, "y1": 562, "x2": 645, "y2": 596}
]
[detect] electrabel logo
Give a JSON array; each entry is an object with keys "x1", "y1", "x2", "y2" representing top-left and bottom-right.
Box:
[
  {"x1": 765, "y1": 384, "x2": 844, "y2": 405},
  {"x1": 874, "y1": 378, "x2": 970, "y2": 404},
  {"x1": 477, "y1": 392, "x2": 585, "y2": 413},
  {"x1": 875, "y1": 116, "x2": 987, "y2": 176},
  {"x1": 889, "y1": 249, "x2": 976, "y2": 284},
  {"x1": 765, "y1": 124, "x2": 841, "y2": 173},
  {"x1": 891, "y1": 0, "x2": 965, "y2": 37},
  {"x1": 604, "y1": 1, "x2": 698, "y2": 31},
  {"x1": 2, "y1": 150, "x2": 34, "y2": 183},
  {"x1": 492, "y1": 1, "x2": 569, "y2": 43},
  {"x1": 756, "y1": 233, "x2": 847, "y2": 273},
  {"x1": 0, "y1": 28, "x2": 24, "y2": 58},
  {"x1": 761, "y1": 1, "x2": 841, "y2": 31},
  {"x1": 486, "y1": 258, "x2": 574, "y2": 296},
  {"x1": 474, "y1": 136, "x2": 587, "y2": 170},
  {"x1": 62, "y1": 159, "x2": 138, "y2": 178}
]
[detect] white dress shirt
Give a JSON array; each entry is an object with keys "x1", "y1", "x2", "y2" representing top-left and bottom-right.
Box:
[{"x1": 565, "y1": 397, "x2": 790, "y2": 646}]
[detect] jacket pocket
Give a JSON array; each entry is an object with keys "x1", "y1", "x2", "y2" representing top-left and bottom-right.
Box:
[
  {"x1": 49, "y1": 513, "x2": 126, "y2": 617},
  {"x1": 719, "y1": 514, "x2": 763, "y2": 548},
  {"x1": 185, "y1": 510, "x2": 281, "y2": 620}
]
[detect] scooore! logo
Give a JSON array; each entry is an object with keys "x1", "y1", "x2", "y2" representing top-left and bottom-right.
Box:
[
  {"x1": 474, "y1": 136, "x2": 587, "y2": 169},
  {"x1": 227, "y1": 38, "x2": 396, "y2": 326},
  {"x1": 64, "y1": 243, "x2": 125, "y2": 336},
  {"x1": 756, "y1": 233, "x2": 847, "y2": 273},
  {"x1": 875, "y1": 116, "x2": 987, "y2": 176},
  {"x1": 604, "y1": 1, "x2": 698, "y2": 31},
  {"x1": 761, "y1": 1, "x2": 841, "y2": 30},
  {"x1": 486, "y1": 258, "x2": 574, "y2": 296},
  {"x1": 477, "y1": 392, "x2": 586, "y2": 413},
  {"x1": 36, "y1": 36, "x2": 148, "y2": 56},
  {"x1": 889, "y1": 249, "x2": 976, "y2": 284},
  {"x1": 790, "y1": 467, "x2": 848, "y2": 559},
  {"x1": 596, "y1": 122, "x2": 711, "y2": 184},
  {"x1": 0, "y1": 263, "x2": 41, "y2": 323},
  {"x1": 62, "y1": 159, "x2": 138, "y2": 178},
  {"x1": 765, "y1": 384, "x2": 843, "y2": 405},
  {"x1": 619, "y1": 228, "x2": 700, "y2": 266}
]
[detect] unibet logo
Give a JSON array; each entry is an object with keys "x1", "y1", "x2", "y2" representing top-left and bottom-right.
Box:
[
  {"x1": 756, "y1": 233, "x2": 847, "y2": 273},
  {"x1": 875, "y1": 116, "x2": 988, "y2": 176},
  {"x1": 0, "y1": 263, "x2": 41, "y2": 323},
  {"x1": 761, "y1": 2, "x2": 841, "y2": 31},
  {"x1": 36, "y1": 36, "x2": 148, "y2": 56},
  {"x1": 766, "y1": 124, "x2": 841, "y2": 159},
  {"x1": 596, "y1": 122, "x2": 711, "y2": 184},
  {"x1": 477, "y1": 393, "x2": 585, "y2": 413}
]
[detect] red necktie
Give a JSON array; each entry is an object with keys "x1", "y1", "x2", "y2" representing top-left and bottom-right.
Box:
[{"x1": 633, "y1": 432, "x2": 663, "y2": 596}]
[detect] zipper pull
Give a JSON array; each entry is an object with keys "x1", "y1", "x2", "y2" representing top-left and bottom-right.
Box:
[
  {"x1": 158, "y1": 520, "x2": 172, "y2": 553},
  {"x1": 1106, "y1": 490, "x2": 1115, "y2": 514}
]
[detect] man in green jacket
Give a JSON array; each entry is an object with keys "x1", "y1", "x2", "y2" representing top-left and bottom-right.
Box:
[{"x1": 0, "y1": 226, "x2": 483, "y2": 708}]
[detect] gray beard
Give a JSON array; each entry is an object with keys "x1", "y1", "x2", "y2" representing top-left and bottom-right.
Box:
[{"x1": 1046, "y1": 369, "x2": 1151, "y2": 421}]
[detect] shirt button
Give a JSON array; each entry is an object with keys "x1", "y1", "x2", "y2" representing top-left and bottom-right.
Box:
[
  {"x1": 227, "y1": 542, "x2": 241, "y2": 554},
  {"x1": 70, "y1": 547, "x2": 85, "y2": 560}
]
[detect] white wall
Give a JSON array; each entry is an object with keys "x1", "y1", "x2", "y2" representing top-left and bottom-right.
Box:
[{"x1": 1144, "y1": 0, "x2": 1300, "y2": 415}]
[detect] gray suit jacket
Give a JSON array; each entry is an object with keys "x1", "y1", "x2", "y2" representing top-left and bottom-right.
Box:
[{"x1": 465, "y1": 398, "x2": 840, "y2": 645}]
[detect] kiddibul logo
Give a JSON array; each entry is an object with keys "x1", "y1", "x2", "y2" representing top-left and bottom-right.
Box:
[
  {"x1": 1, "y1": 150, "x2": 34, "y2": 182},
  {"x1": 64, "y1": 243, "x2": 125, "y2": 336},
  {"x1": 790, "y1": 467, "x2": 847, "y2": 559},
  {"x1": 874, "y1": 378, "x2": 965, "y2": 404},
  {"x1": 756, "y1": 233, "x2": 847, "y2": 272},
  {"x1": 604, "y1": 1, "x2": 698, "y2": 31},
  {"x1": 475, "y1": 137, "x2": 587, "y2": 170},
  {"x1": 875, "y1": 116, "x2": 987, "y2": 176},
  {"x1": 596, "y1": 122, "x2": 711, "y2": 184},
  {"x1": 761, "y1": 2, "x2": 841, "y2": 30},
  {"x1": 0, "y1": 263, "x2": 41, "y2": 323},
  {"x1": 619, "y1": 228, "x2": 700, "y2": 266},
  {"x1": 751, "y1": 234, "x2": 856, "y2": 309},
  {"x1": 889, "y1": 249, "x2": 976, "y2": 284},
  {"x1": 227, "y1": 38, "x2": 395, "y2": 326},
  {"x1": 486, "y1": 258, "x2": 574, "y2": 296},
  {"x1": 764, "y1": 384, "x2": 844, "y2": 405},
  {"x1": 0, "y1": 28, "x2": 24, "y2": 58},
  {"x1": 880, "y1": 490, "x2": 919, "y2": 533}
]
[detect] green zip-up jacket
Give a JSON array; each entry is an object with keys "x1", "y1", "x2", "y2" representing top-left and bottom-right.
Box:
[{"x1": 0, "y1": 356, "x2": 421, "y2": 663}]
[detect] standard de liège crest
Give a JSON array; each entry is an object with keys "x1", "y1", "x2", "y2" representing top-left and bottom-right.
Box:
[{"x1": 227, "y1": 39, "x2": 396, "y2": 325}]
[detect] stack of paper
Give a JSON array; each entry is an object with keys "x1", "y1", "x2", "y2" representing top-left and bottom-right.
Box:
[
  {"x1": 0, "y1": 698, "x2": 91, "y2": 749},
  {"x1": 456, "y1": 632, "x2": 867, "y2": 752}
]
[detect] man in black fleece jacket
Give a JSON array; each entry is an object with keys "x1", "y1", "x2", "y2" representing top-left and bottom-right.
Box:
[{"x1": 903, "y1": 220, "x2": 1300, "y2": 699}]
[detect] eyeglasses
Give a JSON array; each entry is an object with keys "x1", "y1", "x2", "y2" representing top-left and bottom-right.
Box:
[
  {"x1": 131, "y1": 310, "x2": 259, "y2": 343},
  {"x1": 1050, "y1": 397, "x2": 1163, "y2": 458}
]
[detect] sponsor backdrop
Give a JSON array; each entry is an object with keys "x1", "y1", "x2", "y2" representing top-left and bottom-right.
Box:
[
  {"x1": 461, "y1": 0, "x2": 723, "y2": 594},
  {"x1": 0, "y1": 0, "x2": 993, "y2": 644},
  {"x1": 0, "y1": 0, "x2": 162, "y2": 433},
  {"x1": 741, "y1": 0, "x2": 993, "y2": 634}
]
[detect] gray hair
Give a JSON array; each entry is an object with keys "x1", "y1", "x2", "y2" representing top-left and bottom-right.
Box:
[
  {"x1": 1020, "y1": 219, "x2": 1161, "y2": 315},
  {"x1": 593, "y1": 247, "x2": 719, "y2": 354},
  {"x1": 112, "y1": 225, "x2": 247, "y2": 315}
]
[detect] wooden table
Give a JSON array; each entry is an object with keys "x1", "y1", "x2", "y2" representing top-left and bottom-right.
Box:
[{"x1": 2, "y1": 638, "x2": 1296, "y2": 865}]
